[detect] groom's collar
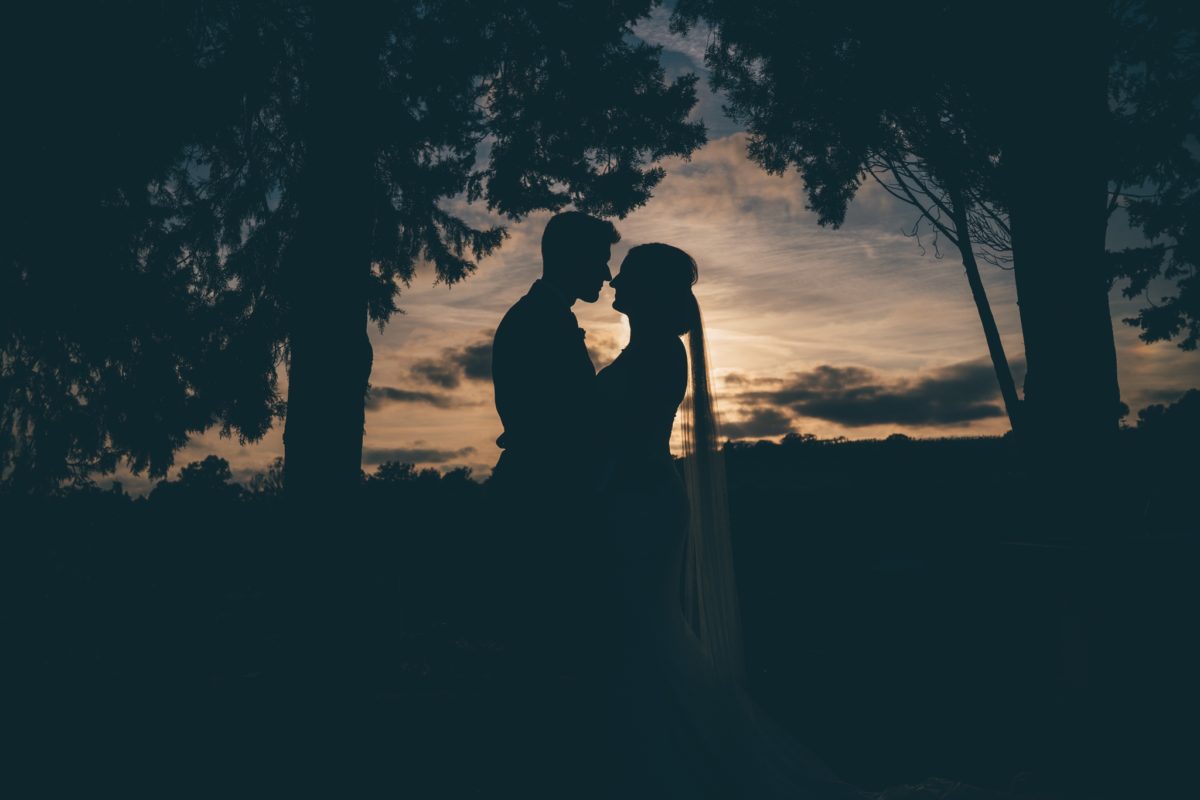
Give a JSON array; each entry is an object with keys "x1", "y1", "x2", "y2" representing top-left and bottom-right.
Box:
[{"x1": 532, "y1": 278, "x2": 574, "y2": 309}]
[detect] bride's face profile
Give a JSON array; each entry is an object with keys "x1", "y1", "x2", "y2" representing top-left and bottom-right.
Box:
[{"x1": 610, "y1": 244, "x2": 698, "y2": 336}]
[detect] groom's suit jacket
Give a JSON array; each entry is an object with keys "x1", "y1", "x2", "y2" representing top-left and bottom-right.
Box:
[
  {"x1": 489, "y1": 279, "x2": 616, "y2": 697},
  {"x1": 491, "y1": 278, "x2": 598, "y2": 492}
]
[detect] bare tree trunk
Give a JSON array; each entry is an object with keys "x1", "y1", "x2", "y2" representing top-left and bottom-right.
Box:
[
  {"x1": 1005, "y1": 7, "x2": 1121, "y2": 467},
  {"x1": 995, "y1": 5, "x2": 1122, "y2": 537},
  {"x1": 282, "y1": 6, "x2": 378, "y2": 503},
  {"x1": 947, "y1": 187, "x2": 1023, "y2": 436},
  {"x1": 274, "y1": 7, "x2": 383, "y2": 714}
]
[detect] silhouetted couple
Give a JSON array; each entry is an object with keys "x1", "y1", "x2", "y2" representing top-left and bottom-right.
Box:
[{"x1": 488, "y1": 212, "x2": 875, "y2": 798}]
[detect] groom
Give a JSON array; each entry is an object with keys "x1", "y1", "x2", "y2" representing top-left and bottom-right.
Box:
[
  {"x1": 489, "y1": 210, "x2": 620, "y2": 794},
  {"x1": 491, "y1": 211, "x2": 617, "y2": 480},
  {"x1": 490, "y1": 210, "x2": 619, "y2": 632}
]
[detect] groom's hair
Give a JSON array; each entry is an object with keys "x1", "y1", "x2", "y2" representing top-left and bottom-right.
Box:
[{"x1": 541, "y1": 211, "x2": 620, "y2": 270}]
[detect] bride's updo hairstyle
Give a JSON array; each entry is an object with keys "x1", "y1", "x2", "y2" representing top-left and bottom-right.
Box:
[{"x1": 618, "y1": 243, "x2": 700, "y2": 337}]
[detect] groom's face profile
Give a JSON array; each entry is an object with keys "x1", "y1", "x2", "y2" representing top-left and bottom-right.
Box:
[
  {"x1": 541, "y1": 211, "x2": 619, "y2": 303},
  {"x1": 572, "y1": 243, "x2": 613, "y2": 303}
]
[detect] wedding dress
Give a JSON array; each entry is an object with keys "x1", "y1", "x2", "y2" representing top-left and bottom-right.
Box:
[{"x1": 595, "y1": 333, "x2": 875, "y2": 800}]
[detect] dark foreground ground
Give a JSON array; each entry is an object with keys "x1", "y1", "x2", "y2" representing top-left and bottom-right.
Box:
[{"x1": 6, "y1": 431, "x2": 1197, "y2": 798}]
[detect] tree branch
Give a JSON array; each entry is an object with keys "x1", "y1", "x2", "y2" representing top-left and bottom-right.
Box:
[{"x1": 874, "y1": 156, "x2": 961, "y2": 248}]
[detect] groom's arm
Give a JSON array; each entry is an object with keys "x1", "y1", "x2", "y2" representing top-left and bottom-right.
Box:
[{"x1": 495, "y1": 314, "x2": 593, "y2": 455}]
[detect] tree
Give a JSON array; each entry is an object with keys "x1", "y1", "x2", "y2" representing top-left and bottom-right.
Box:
[
  {"x1": 1, "y1": 1, "x2": 705, "y2": 498},
  {"x1": 965, "y1": 1, "x2": 1197, "y2": 454},
  {"x1": 1135, "y1": 388, "x2": 1200, "y2": 440},
  {"x1": 860, "y1": 113, "x2": 1024, "y2": 437},
  {"x1": 673, "y1": 1, "x2": 1197, "y2": 466},
  {"x1": 671, "y1": 2, "x2": 1032, "y2": 438},
  {"x1": 246, "y1": 456, "x2": 286, "y2": 497},
  {"x1": 368, "y1": 461, "x2": 419, "y2": 485},
  {"x1": 166, "y1": 0, "x2": 706, "y2": 501},
  {"x1": 1106, "y1": 2, "x2": 1200, "y2": 351},
  {"x1": 0, "y1": 2, "x2": 257, "y2": 494},
  {"x1": 148, "y1": 454, "x2": 244, "y2": 504},
  {"x1": 994, "y1": 3, "x2": 1122, "y2": 459}
]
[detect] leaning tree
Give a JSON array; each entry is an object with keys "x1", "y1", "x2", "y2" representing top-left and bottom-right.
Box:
[{"x1": 669, "y1": 0, "x2": 1097, "y2": 451}]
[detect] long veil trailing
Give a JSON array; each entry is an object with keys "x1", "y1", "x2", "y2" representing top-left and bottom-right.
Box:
[
  {"x1": 679, "y1": 296, "x2": 745, "y2": 685},
  {"x1": 678, "y1": 296, "x2": 875, "y2": 799}
]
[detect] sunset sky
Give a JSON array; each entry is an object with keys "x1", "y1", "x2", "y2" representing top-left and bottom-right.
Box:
[{"x1": 113, "y1": 7, "x2": 1200, "y2": 494}]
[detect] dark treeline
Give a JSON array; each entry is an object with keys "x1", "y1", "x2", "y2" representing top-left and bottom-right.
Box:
[{"x1": 8, "y1": 394, "x2": 1197, "y2": 796}]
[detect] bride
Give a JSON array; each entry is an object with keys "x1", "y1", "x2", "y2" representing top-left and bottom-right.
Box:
[{"x1": 594, "y1": 243, "x2": 876, "y2": 799}]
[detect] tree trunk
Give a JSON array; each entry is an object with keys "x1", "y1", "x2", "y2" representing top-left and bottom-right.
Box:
[
  {"x1": 282, "y1": 6, "x2": 378, "y2": 503},
  {"x1": 947, "y1": 187, "x2": 1023, "y2": 437},
  {"x1": 1004, "y1": 7, "x2": 1121, "y2": 476},
  {"x1": 273, "y1": 7, "x2": 383, "y2": 714}
]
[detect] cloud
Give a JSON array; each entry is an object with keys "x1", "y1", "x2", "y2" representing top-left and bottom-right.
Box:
[
  {"x1": 722, "y1": 372, "x2": 782, "y2": 387},
  {"x1": 721, "y1": 406, "x2": 794, "y2": 440},
  {"x1": 456, "y1": 341, "x2": 493, "y2": 381},
  {"x1": 740, "y1": 358, "x2": 1015, "y2": 427},
  {"x1": 1138, "y1": 386, "x2": 1197, "y2": 406},
  {"x1": 362, "y1": 445, "x2": 476, "y2": 465},
  {"x1": 411, "y1": 338, "x2": 493, "y2": 389},
  {"x1": 366, "y1": 386, "x2": 462, "y2": 410},
  {"x1": 409, "y1": 361, "x2": 460, "y2": 389}
]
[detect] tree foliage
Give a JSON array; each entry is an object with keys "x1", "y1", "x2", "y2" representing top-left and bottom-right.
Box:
[
  {"x1": 671, "y1": 2, "x2": 1027, "y2": 433},
  {"x1": 148, "y1": 454, "x2": 244, "y2": 504},
  {"x1": 671, "y1": 3, "x2": 990, "y2": 226},
  {"x1": 1106, "y1": 1, "x2": 1200, "y2": 349},
  {"x1": 673, "y1": 1, "x2": 1199, "y2": 347},
  {"x1": 0, "y1": 2, "x2": 237, "y2": 492},
  {"x1": 169, "y1": 0, "x2": 704, "y2": 330},
  {"x1": 1, "y1": 1, "x2": 705, "y2": 492},
  {"x1": 673, "y1": 1, "x2": 1196, "y2": 458}
]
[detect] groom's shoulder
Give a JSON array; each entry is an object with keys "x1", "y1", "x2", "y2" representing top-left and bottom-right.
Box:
[
  {"x1": 496, "y1": 287, "x2": 536, "y2": 332},
  {"x1": 498, "y1": 282, "x2": 568, "y2": 333}
]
